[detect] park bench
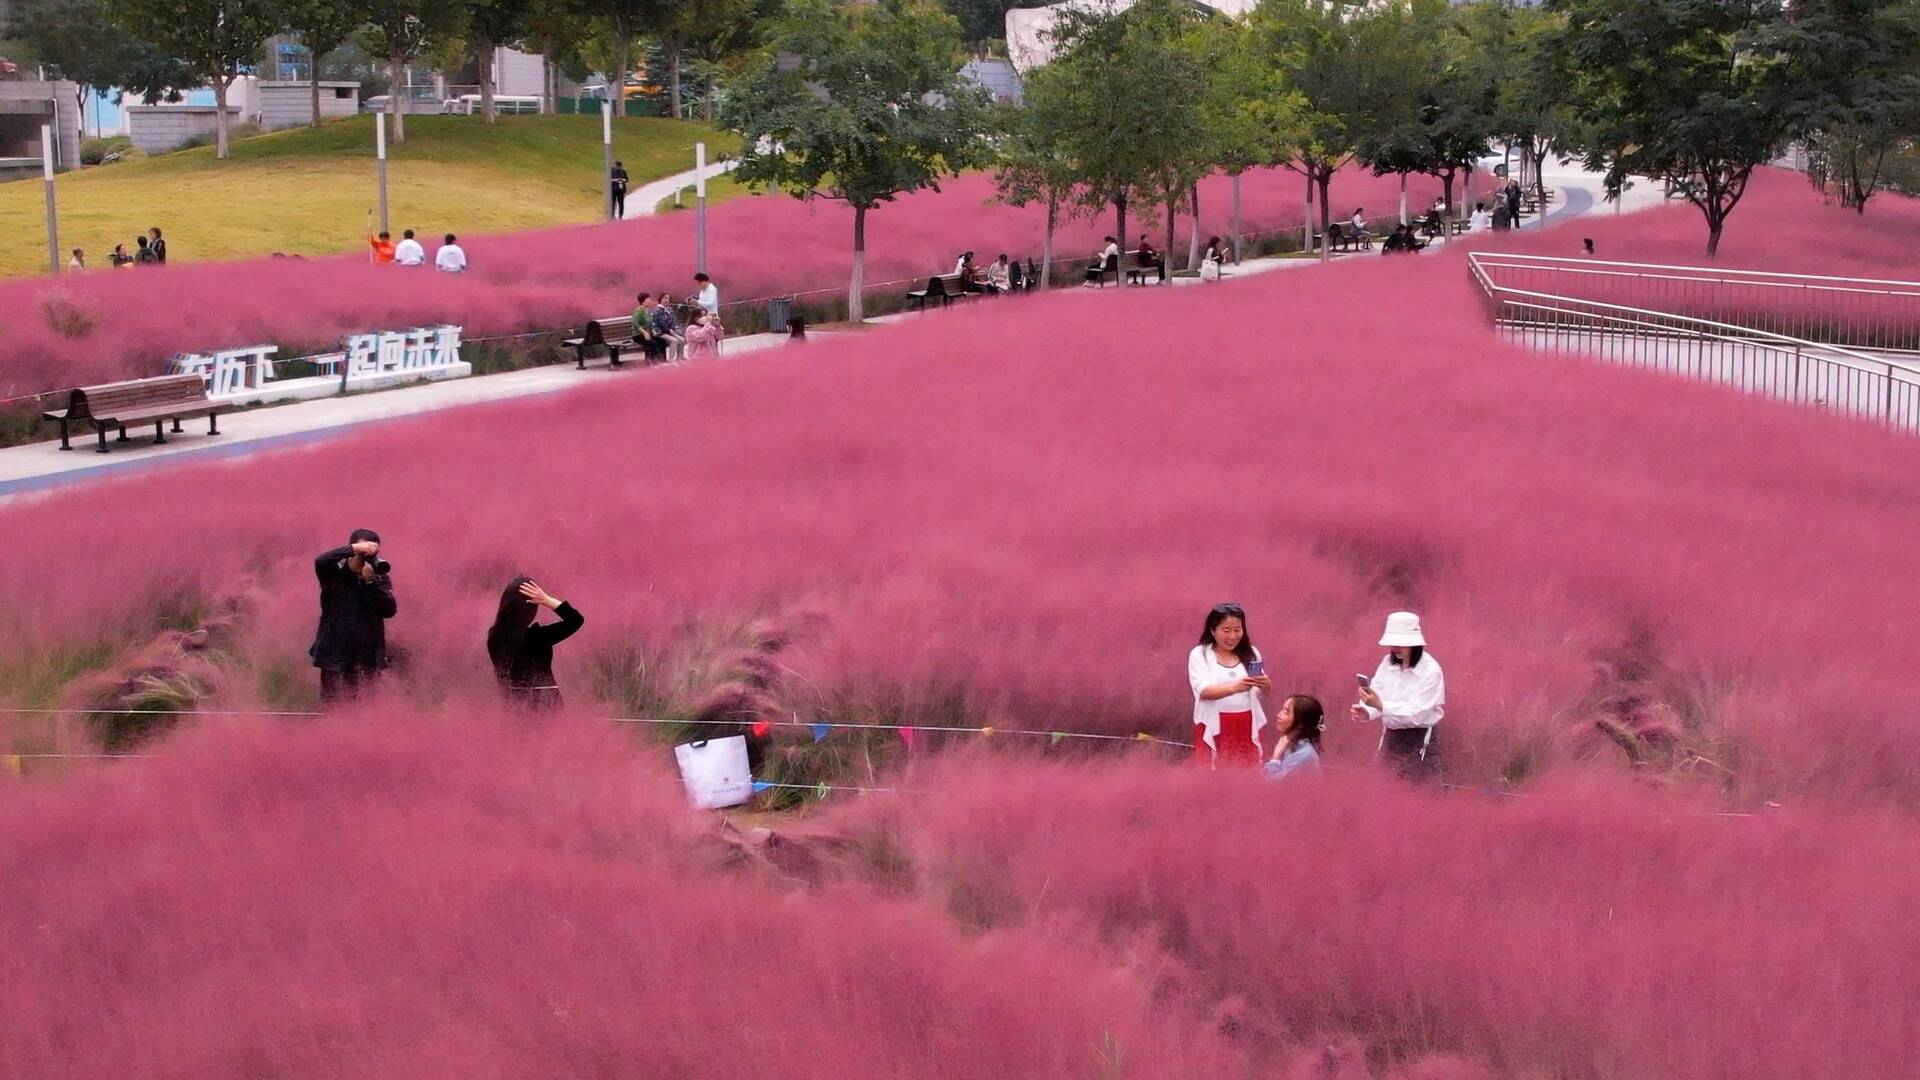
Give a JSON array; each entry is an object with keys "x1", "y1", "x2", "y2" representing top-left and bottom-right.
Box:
[
  {"x1": 564, "y1": 317, "x2": 639, "y2": 370},
  {"x1": 1123, "y1": 250, "x2": 1167, "y2": 285},
  {"x1": 1329, "y1": 223, "x2": 1373, "y2": 253},
  {"x1": 42, "y1": 374, "x2": 223, "y2": 453},
  {"x1": 905, "y1": 273, "x2": 982, "y2": 310}
]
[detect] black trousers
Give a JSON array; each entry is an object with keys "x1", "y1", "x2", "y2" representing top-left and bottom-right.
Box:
[
  {"x1": 1379, "y1": 727, "x2": 1437, "y2": 781},
  {"x1": 612, "y1": 188, "x2": 627, "y2": 217},
  {"x1": 319, "y1": 667, "x2": 376, "y2": 707}
]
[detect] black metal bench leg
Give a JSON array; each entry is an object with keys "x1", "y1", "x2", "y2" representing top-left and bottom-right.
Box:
[
  {"x1": 116, "y1": 423, "x2": 130, "y2": 442},
  {"x1": 58, "y1": 419, "x2": 70, "y2": 451},
  {"x1": 153, "y1": 420, "x2": 166, "y2": 445},
  {"x1": 576, "y1": 347, "x2": 587, "y2": 371},
  {"x1": 610, "y1": 346, "x2": 623, "y2": 368},
  {"x1": 208, "y1": 413, "x2": 220, "y2": 436},
  {"x1": 96, "y1": 425, "x2": 109, "y2": 453},
  {"x1": 171, "y1": 417, "x2": 184, "y2": 433}
]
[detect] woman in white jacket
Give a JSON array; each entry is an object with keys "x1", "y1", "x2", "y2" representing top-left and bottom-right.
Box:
[
  {"x1": 1188, "y1": 603, "x2": 1272, "y2": 768},
  {"x1": 1350, "y1": 611, "x2": 1444, "y2": 778}
]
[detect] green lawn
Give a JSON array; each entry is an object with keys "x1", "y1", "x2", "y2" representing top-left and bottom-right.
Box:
[{"x1": 0, "y1": 114, "x2": 738, "y2": 276}]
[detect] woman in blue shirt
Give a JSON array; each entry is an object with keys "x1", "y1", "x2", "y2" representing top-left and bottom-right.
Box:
[{"x1": 1264, "y1": 694, "x2": 1325, "y2": 781}]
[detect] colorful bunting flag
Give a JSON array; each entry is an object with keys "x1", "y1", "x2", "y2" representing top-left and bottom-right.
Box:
[
  {"x1": 1133, "y1": 732, "x2": 1154, "y2": 742},
  {"x1": 751, "y1": 720, "x2": 772, "y2": 738},
  {"x1": 751, "y1": 780, "x2": 773, "y2": 794},
  {"x1": 979, "y1": 726, "x2": 994, "y2": 738},
  {"x1": 811, "y1": 723, "x2": 831, "y2": 742},
  {"x1": 0, "y1": 754, "x2": 20, "y2": 775},
  {"x1": 1049, "y1": 731, "x2": 1067, "y2": 746}
]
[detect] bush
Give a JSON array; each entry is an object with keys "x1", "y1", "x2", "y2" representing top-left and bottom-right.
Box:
[{"x1": 79, "y1": 136, "x2": 135, "y2": 166}]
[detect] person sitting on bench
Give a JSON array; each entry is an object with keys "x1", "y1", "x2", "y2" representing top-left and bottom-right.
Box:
[
  {"x1": 986, "y1": 254, "x2": 1012, "y2": 294},
  {"x1": 1348, "y1": 208, "x2": 1372, "y2": 244},
  {"x1": 1136, "y1": 235, "x2": 1158, "y2": 269},
  {"x1": 1085, "y1": 236, "x2": 1120, "y2": 283},
  {"x1": 631, "y1": 292, "x2": 665, "y2": 360},
  {"x1": 1381, "y1": 223, "x2": 1425, "y2": 254}
]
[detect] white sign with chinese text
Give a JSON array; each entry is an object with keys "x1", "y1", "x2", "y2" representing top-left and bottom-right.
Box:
[{"x1": 171, "y1": 325, "x2": 468, "y2": 405}]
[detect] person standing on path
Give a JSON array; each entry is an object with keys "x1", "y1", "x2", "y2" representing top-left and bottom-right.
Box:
[
  {"x1": 694, "y1": 272, "x2": 719, "y2": 315},
  {"x1": 310, "y1": 529, "x2": 397, "y2": 707},
  {"x1": 133, "y1": 236, "x2": 156, "y2": 266},
  {"x1": 147, "y1": 227, "x2": 167, "y2": 265},
  {"x1": 611, "y1": 160, "x2": 630, "y2": 218},
  {"x1": 66, "y1": 248, "x2": 86, "y2": 272},
  {"x1": 1187, "y1": 602, "x2": 1271, "y2": 769},
  {"x1": 486, "y1": 578, "x2": 584, "y2": 712},
  {"x1": 684, "y1": 309, "x2": 726, "y2": 361}
]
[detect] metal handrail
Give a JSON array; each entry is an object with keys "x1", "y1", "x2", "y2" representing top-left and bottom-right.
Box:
[{"x1": 1468, "y1": 251, "x2": 1920, "y2": 296}]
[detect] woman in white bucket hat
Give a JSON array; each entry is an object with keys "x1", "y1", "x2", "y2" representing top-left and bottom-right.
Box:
[{"x1": 1350, "y1": 611, "x2": 1445, "y2": 777}]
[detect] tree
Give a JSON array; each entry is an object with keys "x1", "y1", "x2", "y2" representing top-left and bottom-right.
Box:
[
  {"x1": 1482, "y1": 1, "x2": 1575, "y2": 219},
  {"x1": 1189, "y1": 13, "x2": 1305, "y2": 262},
  {"x1": 941, "y1": 0, "x2": 1018, "y2": 47},
  {"x1": 519, "y1": 0, "x2": 590, "y2": 113},
  {"x1": 1249, "y1": 0, "x2": 1421, "y2": 258},
  {"x1": 1547, "y1": 0, "x2": 1800, "y2": 255},
  {"x1": 110, "y1": 0, "x2": 283, "y2": 159},
  {"x1": 284, "y1": 0, "x2": 369, "y2": 128},
  {"x1": 467, "y1": 0, "x2": 530, "y2": 122},
  {"x1": 1361, "y1": 0, "x2": 1498, "y2": 224},
  {"x1": 1773, "y1": 0, "x2": 1920, "y2": 214},
  {"x1": 1037, "y1": 0, "x2": 1214, "y2": 257},
  {"x1": 725, "y1": 0, "x2": 993, "y2": 322},
  {"x1": 990, "y1": 88, "x2": 1082, "y2": 288},
  {"x1": 6, "y1": 0, "x2": 191, "y2": 141},
  {"x1": 589, "y1": 0, "x2": 663, "y2": 117},
  {"x1": 366, "y1": 0, "x2": 469, "y2": 141}
]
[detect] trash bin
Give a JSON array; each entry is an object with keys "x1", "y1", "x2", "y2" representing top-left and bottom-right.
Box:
[{"x1": 767, "y1": 297, "x2": 793, "y2": 334}]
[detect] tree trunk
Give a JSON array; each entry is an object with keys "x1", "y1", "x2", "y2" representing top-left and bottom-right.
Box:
[
  {"x1": 390, "y1": 48, "x2": 406, "y2": 143},
  {"x1": 1317, "y1": 169, "x2": 1333, "y2": 263},
  {"x1": 1706, "y1": 217, "x2": 1722, "y2": 257},
  {"x1": 212, "y1": 75, "x2": 231, "y2": 159},
  {"x1": 479, "y1": 40, "x2": 497, "y2": 123},
  {"x1": 850, "y1": 204, "x2": 867, "y2": 323},
  {"x1": 1114, "y1": 193, "x2": 1127, "y2": 254},
  {"x1": 541, "y1": 47, "x2": 555, "y2": 114},
  {"x1": 1441, "y1": 172, "x2": 1455, "y2": 230},
  {"x1": 1231, "y1": 171, "x2": 1241, "y2": 265},
  {"x1": 1399, "y1": 172, "x2": 1408, "y2": 225},
  {"x1": 1042, "y1": 195, "x2": 1056, "y2": 289},
  {"x1": 1164, "y1": 196, "x2": 1175, "y2": 279},
  {"x1": 1186, "y1": 181, "x2": 1201, "y2": 273},
  {"x1": 1302, "y1": 169, "x2": 1313, "y2": 252},
  {"x1": 668, "y1": 41, "x2": 683, "y2": 120},
  {"x1": 614, "y1": 33, "x2": 631, "y2": 118},
  {"x1": 310, "y1": 54, "x2": 323, "y2": 128}
]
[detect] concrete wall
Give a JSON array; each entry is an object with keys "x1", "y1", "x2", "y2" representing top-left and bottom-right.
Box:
[
  {"x1": 0, "y1": 81, "x2": 83, "y2": 170},
  {"x1": 127, "y1": 106, "x2": 241, "y2": 155},
  {"x1": 495, "y1": 48, "x2": 548, "y2": 99},
  {"x1": 256, "y1": 81, "x2": 361, "y2": 130}
]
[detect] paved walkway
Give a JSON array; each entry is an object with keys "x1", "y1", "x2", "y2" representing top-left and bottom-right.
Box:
[{"x1": 623, "y1": 158, "x2": 739, "y2": 219}]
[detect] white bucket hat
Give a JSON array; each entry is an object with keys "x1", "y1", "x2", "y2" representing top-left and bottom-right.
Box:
[{"x1": 1379, "y1": 611, "x2": 1426, "y2": 648}]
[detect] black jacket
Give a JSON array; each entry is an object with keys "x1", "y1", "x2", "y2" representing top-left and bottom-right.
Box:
[
  {"x1": 489, "y1": 603, "x2": 584, "y2": 710},
  {"x1": 309, "y1": 546, "x2": 397, "y2": 672}
]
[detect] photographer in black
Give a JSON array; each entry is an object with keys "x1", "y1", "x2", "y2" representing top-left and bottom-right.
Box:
[{"x1": 310, "y1": 528, "x2": 397, "y2": 706}]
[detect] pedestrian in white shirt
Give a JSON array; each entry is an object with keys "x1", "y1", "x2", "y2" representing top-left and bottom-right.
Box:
[
  {"x1": 393, "y1": 229, "x2": 426, "y2": 267},
  {"x1": 435, "y1": 234, "x2": 467, "y2": 273},
  {"x1": 1187, "y1": 603, "x2": 1272, "y2": 769},
  {"x1": 1350, "y1": 611, "x2": 1444, "y2": 779},
  {"x1": 1469, "y1": 204, "x2": 1492, "y2": 233},
  {"x1": 694, "y1": 272, "x2": 719, "y2": 314}
]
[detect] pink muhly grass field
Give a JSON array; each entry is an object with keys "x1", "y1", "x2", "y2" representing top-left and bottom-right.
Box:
[
  {"x1": 2, "y1": 222, "x2": 1919, "y2": 810},
  {"x1": 4, "y1": 718, "x2": 1918, "y2": 1077},
  {"x1": 0, "y1": 165, "x2": 1449, "y2": 397}
]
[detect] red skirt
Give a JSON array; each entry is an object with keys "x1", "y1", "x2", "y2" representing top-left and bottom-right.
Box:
[{"x1": 1196, "y1": 711, "x2": 1261, "y2": 767}]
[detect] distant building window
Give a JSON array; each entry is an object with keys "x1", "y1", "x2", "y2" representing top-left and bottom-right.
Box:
[{"x1": 333, "y1": 88, "x2": 353, "y2": 99}]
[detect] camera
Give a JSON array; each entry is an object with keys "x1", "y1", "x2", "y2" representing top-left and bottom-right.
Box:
[{"x1": 370, "y1": 558, "x2": 392, "y2": 575}]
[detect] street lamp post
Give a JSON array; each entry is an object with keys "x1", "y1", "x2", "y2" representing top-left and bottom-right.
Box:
[
  {"x1": 695, "y1": 142, "x2": 709, "y2": 274},
  {"x1": 602, "y1": 101, "x2": 615, "y2": 221},
  {"x1": 42, "y1": 124, "x2": 60, "y2": 275},
  {"x1": 375, "y1": 111, "x2": 389, "y2": 234}
]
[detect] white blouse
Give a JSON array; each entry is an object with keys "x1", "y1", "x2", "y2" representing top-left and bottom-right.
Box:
[{"x1": 1187, "y1": 645, "x2": 1268, "y2": 748}]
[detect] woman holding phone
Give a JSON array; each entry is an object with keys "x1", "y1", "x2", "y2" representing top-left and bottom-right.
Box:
[
  {"x1": 1187, "y1": 603, "x2": 1271, "y2": 768},
  {"x1": 1350, "y1": 611, "x2": 1444, "y2": 778}
]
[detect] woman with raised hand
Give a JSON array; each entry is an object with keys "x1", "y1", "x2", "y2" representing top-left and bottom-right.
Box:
[
  {"x1": 486, "y1": 578, "x2": 584, "y2": 711},
  {"x1": 1187, "y1": 603, "x2": 1271, "y2": 768},
  {"x1": 1264, "y1": 694, "x2": 1325, "y2": 781},
  {"x1": 684, "y1": 310, "x2": 726, "y2": 361},
  {"x1": 1350, "y1": 611, "x2": 1445, "y2": 779}
]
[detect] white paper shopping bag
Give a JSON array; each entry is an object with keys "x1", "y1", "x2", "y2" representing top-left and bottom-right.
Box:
[{"x1": 674, "y1": 735, "x2": 754, "y2": 809}]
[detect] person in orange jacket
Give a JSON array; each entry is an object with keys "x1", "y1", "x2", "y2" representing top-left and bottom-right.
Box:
[{"x1": 368, "y1": 229, "x2": 396, "y2": 266}]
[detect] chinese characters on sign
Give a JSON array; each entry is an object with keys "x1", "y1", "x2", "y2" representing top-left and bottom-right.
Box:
[
  {"x1": 172, "y1": 326, "x2": 464, "y2": 401},
  {"x1": 172, "y1": 345, "x2": 279, "y2": 399},
  {"x1": 341, "y1": 326, "x2": 464, "y2": 385}
]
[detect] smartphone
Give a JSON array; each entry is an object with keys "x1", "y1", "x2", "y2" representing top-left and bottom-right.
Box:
[
  {"x1": 1246, "y1": 660, "x2": 1265, "y2": 677},
  {"x1": 1355, "y1": 673, "x2": 1371, "y2": 688}
]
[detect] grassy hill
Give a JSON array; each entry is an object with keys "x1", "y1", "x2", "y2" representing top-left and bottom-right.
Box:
[{"x1": 0, "y1": 114, "x2": 738, "y2": 277}]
